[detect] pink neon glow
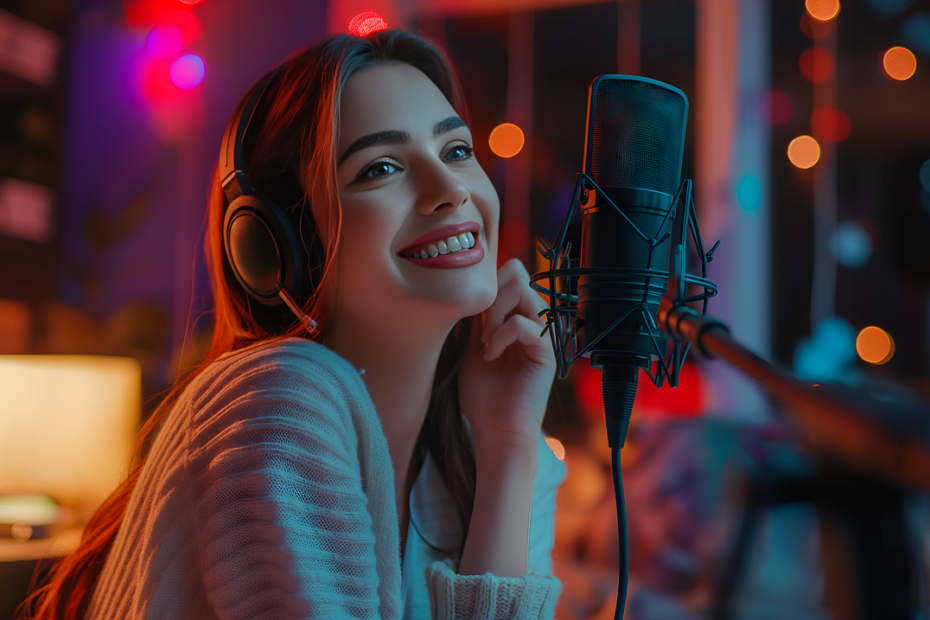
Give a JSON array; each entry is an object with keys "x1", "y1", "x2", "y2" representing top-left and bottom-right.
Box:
[
  {"x1": 146, "y1": 25, "x2": 183, "y2": 58},
  {"x1": 169, "y1": 54, "x2": 204, "y2": 89}
]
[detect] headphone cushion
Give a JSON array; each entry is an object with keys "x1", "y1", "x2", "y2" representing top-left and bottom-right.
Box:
[{"x1": 224, "y1": 194, "x2": 304, "y2": 305}]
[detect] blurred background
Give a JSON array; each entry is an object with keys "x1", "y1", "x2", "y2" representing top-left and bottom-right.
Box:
[{"x1": 1, "y1": 0, "x2": 929, "y2": 618}]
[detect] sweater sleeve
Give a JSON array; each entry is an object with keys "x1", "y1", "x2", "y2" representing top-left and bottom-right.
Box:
[
  {"x1": 186, "y1": 344, "x2": 397, "y2": 620},
  {"x1": 423, "y1": 432, "x2": 567, "y2": 620}
]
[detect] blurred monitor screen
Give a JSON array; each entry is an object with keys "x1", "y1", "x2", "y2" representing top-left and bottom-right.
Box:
[{"x1": 0, "y1": 356, "x2": 140, "y2": 509}]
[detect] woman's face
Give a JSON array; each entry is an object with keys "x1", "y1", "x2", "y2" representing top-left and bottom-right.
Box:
[{"x1": 329, "y1": 61, "x2": 500, "y2": 332}]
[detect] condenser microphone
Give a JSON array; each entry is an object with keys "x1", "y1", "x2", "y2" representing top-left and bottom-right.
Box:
[
  {"x1": 577, "y1": 75, "x2": 690, "y2": 448},
  {"x1": 531, "y1": 74, "x2": 717, "y2": 620}
]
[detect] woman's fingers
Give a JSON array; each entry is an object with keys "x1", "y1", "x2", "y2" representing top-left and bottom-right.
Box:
[
  {"x1": 484, "y1": 313, "x2": 554, "y2": 363},
  {"x1": 481, "y1": 259, "x2": 547, "y2": 345}
]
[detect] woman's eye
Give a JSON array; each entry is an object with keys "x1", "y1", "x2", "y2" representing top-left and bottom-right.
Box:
[
  {"x1": 360, "y1": 161, "x2": 399, "y2": 180},
  {"x1": 444, "y1": 144, "x2": 474, "y2": 161}
]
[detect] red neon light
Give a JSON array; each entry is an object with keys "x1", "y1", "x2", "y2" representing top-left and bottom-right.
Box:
[{"x1": 348, "y1": 11, "x2": 389, "y2": 37}]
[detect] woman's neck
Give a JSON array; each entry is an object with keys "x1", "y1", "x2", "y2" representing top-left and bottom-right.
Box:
[{"x1": 322, "y1": 316, "x2": 453, "y2": 500}]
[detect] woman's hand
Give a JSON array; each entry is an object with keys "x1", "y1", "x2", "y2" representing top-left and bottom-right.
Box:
[{"x1": 458, "y1": 258, "x2": 556, "y2": 451}]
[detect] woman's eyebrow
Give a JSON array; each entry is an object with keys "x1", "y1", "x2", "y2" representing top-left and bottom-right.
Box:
[{"x1": 337, "y1": 116, "x2": 468, "y2": 167}]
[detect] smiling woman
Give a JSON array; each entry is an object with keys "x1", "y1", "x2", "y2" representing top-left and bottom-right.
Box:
[{"x1": 20, "y1": 29, "x2": 565, "y2": 620}]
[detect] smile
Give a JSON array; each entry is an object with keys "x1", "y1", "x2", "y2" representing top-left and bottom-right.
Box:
[{"x1": 402, "y1": 232, "x2": 475, "y2": 259}]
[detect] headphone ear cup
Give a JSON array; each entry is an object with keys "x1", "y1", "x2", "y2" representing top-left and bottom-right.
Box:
[{"x1": 224, "y1": 194, "x2": 304, "y2": 307}]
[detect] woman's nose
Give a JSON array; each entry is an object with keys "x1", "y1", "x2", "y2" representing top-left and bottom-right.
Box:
[{"x1": 414, "y1": 160, "x2": 470, "y2": 215}]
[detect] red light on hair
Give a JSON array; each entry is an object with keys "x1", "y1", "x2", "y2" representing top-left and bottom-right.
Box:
[{"x1": 348, "y1": 11, "x2": 388, "y2": 37}]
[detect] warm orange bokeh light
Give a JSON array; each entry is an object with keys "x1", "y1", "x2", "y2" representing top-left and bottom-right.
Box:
[
  {"x1": 489, "y1": 123, "x2": 525, "y2": 158},
  {"x1": 856, "y1": 326, "x2": 895, "y2": 364},
  {"x1": 545, "y1": 436, "x2": 566, "y2": 461},
  {"x1": 883, "y1": 47, "x2": 917, "y2": 81},
  {"x1": 787, "y1": 135, "x2": 821, "y2": 169},
  {"x1": 799, "y1": 47, "x2": 834, "y2": 83},
  {"x1": 806, "y1": 0, "x2": 840, "y2": 21}
]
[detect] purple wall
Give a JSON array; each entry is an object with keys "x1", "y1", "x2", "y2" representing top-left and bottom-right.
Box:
[{"x1": 61, "y1": 0, "x2": 327, "y2": 388}]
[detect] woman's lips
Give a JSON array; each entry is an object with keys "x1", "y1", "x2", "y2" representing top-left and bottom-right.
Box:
[
  {"x1": 398, "y1": 221, "x2": 481, "y2": 254},
  {"x1": 400, "y1": 235, "x2": 484, "y2": 269}
]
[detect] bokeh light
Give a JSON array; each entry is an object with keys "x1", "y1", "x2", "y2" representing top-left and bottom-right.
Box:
[
  {"x1": 761, "y1": 90, "x2": 792, "y2": 125},
  {"x1": 919, "y1": 160, "x2": 930, "y2": 191},
  {"x1": 901, "y1": 12, "x2": 930, "y2": 56},
  {"x1": 799, "y1": 47, "x2": 834, "y2": 83},
  {"x1": 806, "y1": 0, "x2": 841, "y2": 21},
  {"x1": 146, "y1": 25, "x2": 182, "y2": 58},
  {"x1": 883, "y1": 46, "x2": 917, "y2": 80},
  {"x1": 545, "y1": 436, "x2": 565, "y2": 462},
  {"x1": 800, "y1": 13, "x2": 832, "y2": 40},
  {"x1": 810, "y1": 107, "x2": 852, "y2": 143},
  {"x1": 856, "y1": 326, "x2": 895, "y2": 364},
  {"x1": 489, "y1": 123, "x2": 525, "y2": 158},
  {"x1": 348, "y1": 11, "x2": 389, "y2": 37},
  {"x1": 830, "y1": 221, "x2": 872, "y2": 268},
  {"x1": 126, "y1": 2, "x2": 203, "y2": 43},
  {"x1": 169, "y1": 54, "x2": 204, "y2": 89},
  {"x1": 736, "y1": 175, "x2": 762, "y2": 211},
  {"x1": 139, "y1": 57, "x2": 178, "y2": 103},
  {"x1": 787, "y1": 135, "x2": 821, "y2": 169},
  {"x1": 864, "y1": 0, "x2": 913, "y2": 18}
]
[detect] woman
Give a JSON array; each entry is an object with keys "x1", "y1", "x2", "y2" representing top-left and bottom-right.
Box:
[{"x1": 22, "y1": 28, "x2": 566, "y2": 619}]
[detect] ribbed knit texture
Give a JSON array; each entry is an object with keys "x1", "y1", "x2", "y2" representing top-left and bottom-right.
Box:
[{"x1": 84, "y1": 338, "x2": 564, "y2": 619}]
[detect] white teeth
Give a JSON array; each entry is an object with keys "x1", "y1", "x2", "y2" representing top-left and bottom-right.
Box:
[{"x1": 404, "y1": 231, "x2": 477, "y2": 259}]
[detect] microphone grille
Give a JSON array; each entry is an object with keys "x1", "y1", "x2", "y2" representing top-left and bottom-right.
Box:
[{"x1": 588, "y1": 77, "x2": 688, "y2": 196}]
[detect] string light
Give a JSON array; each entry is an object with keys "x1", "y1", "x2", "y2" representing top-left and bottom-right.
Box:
[
  {"x1": 348, "y1": 11, "x2": 388, "y2": 37},
  {"x1": 882, "y1": 46, "x2": 917, "y2": 80},
  {"x1": 489, "y1": 123, "x2": 525, "y2": 158},
  {"x1": 856, "y1": 326, "x2": 895, "y2": 364},
  {"x1": 806, "y1": 0, "x2": 841, "y2": 21},
  {"x1": 787, "y1": 135, "x2": 821, "y2": 169}
]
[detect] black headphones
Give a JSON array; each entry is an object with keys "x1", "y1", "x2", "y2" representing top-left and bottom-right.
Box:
[{"x1": 218, "y1": 67, "x2": 322, "y2": 333}]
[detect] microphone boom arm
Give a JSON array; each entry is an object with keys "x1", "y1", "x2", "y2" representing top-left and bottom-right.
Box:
[{"x1": 657, "y1": 287, "x2": 930, "y2": 491}]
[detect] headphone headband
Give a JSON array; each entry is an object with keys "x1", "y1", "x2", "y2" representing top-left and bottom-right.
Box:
[{"x1": 219, "y1": 68, "x2": 281, "y2": 203}]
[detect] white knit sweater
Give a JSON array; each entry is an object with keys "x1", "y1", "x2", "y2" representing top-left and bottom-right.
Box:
[{"x1": 86, "y1": 338, "x2": 566, "y2": 619}]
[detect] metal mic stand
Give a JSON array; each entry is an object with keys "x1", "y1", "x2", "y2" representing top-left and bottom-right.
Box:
[{"x1": 657, "y1": 285, "x2": 930, "y2": 620}]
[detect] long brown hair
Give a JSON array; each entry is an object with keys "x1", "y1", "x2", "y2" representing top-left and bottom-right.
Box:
[{"x1": 19, "y1": 29, "x2": 477, "y2": 619}]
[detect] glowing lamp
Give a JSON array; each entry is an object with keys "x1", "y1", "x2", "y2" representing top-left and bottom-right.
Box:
[
  {"x1": 788, "y1": 135, "x2": 821, "y2": 169},
  {"x1": 489, "y1": 123, "x2": 525, "y2": 158},
  {"x1": 806, "y1": 0, "x2": 841, "y2": 21},
  {"x1": 799, "y1": 47, "x2": 834, "y2": 83},
  {"x1": 883, "y1": 47, "x2": 917, "y2": 81},
  {"x1": 856, "y1": 326, "x2": 895, "y2": 364},
  {"x1": 348, "y1": 11, "x2": 389, "y2": 37},
  {"x1": 170, "y1": 53, "x2": 204, "y2": 89},
  {"x1": 146, "y1": 25, "x2": 183, "y2": 58},
  {"x1": 0, "y1": 356, "x2": 141, "y2": 510}
]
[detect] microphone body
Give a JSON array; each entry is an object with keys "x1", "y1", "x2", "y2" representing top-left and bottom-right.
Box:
[{"x1": 578, "y1": 75, "x2": 689, "y2": 448}]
